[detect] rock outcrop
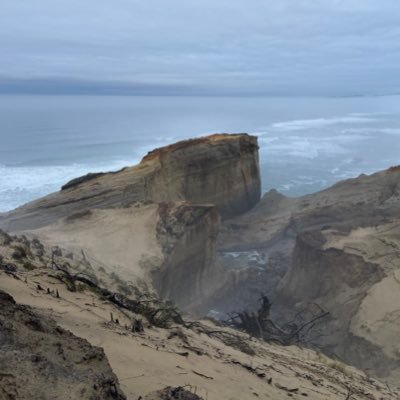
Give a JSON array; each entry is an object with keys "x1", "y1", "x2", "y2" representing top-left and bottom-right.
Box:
[
  {"x1": 0, "y1": 290, "x2": 126, "y2": 400},
  {"x1": 142, "y1": 134, "x2": 261, "y2": 218},
  {"x1": 0, "y1": 134, "x2": 259, "y2": 314},
  {"x1": 214, "y1": 166, "x2": 400, "y2": 384},
  {"x1": 0, "y1": 134, "x2": 260, "y2": 232},
  {"x1": 277, "y1": 229, "x2": 399, "y2": 382},
  {"x1": 153, "y1": 203, "x2": 221, "y2": 312}
]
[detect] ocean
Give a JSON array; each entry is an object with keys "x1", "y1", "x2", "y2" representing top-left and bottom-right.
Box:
[{"x1": 1, "y1": 94, "x2": 400, "y2": 212}]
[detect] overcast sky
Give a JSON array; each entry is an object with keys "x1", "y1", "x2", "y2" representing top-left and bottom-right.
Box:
[{"x1": 1, "y1": 0, "x2": 400, "y2": 96}]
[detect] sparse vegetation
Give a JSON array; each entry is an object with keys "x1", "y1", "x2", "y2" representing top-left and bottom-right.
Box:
[
  {"x1": 387, "y1": 165, "x2": 400, "y2": 173},
  {"x1": 23, "y1": 260, "x2": 37, "y2": 271},
  {"x1": 50, "y1": 249, "x2": 184, "y2": 329},
  {"x1": 192, "y1": 207, "x2": 207, "y2": 220},
  {"x1": 31, "y1": 238, "x2": 45, "y2": 257},
  {"x1": 315, "y1": 351, "x2": 354, "y2": 378},
  {"x1": 61, "y1": 172, "x2": 106, "y2": 191},
  {"x1": 11, "y1": 244, "x2": 29, "y2": 260},
  {"x1": 0, "y1": 229, "x2": 12, "y2": 245},
  {"x1": 110, "y1": 271, "x2": 123, "y2": 284},
  {"x1": 144, "y1": 386, "x2": 203, "y2": 400},
  {"x1": 117, "y1": 283, "x2": 133, "y2": 296},
  {"x1": 226, "y1": 295, "x2": 329, "y2": 346}
]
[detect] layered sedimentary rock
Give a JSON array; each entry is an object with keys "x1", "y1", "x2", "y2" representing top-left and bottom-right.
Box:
[
  {"x1": 0, "y1": 134, "x2": 260, "y2": 232},
  {"x1": 215, "y1": 166, "x2": 400, "y2": 384},
  {"x1": 0, "y1": 134, "x2": 259, "y2": 313},
  {"x1": 142, "y1": 134, "x2": 261, "y2": 218},
  {"x1": 277, "y1": 228, "x2": 400, "y2": 382},
  {"x1": 0, "y1": 290, "x2": 126, "y2": 400},
  {"x1": 153, "y1": 203, "x2": 221, "y2": 311}
]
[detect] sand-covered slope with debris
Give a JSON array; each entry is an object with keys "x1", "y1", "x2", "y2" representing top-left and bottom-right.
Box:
[
  {"x1": 27, "y1": 205, "x2": 163, "y2": 290},
  {"x1": 217, "y1": 167, "x2": 400, "y2": 385},
  {"x1": 0, "y1": 288, "x2": 126, "y2": 400},
  {"x1": 1, "y1": 133, "x2": 400, "y2": 392},
  {"x1": 0, "y1": 134, "x2": 259, "y2": 314},
  {"x1": 1, "y1": 235, "x2": 398, "y2": 400}
]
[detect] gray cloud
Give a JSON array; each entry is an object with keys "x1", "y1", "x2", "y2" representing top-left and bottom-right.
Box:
[{"x1": 1, "y1": 0, "x2": 400, "y2": 95}]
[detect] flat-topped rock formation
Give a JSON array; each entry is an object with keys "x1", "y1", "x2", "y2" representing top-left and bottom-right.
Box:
[
  {"x1": 0, "y1": 133, "x2": 260, "y2": 232},
  {"x1": 0, "y1": 134, "x2": 260, "y2": 313},
  {"x1": 142, "y1": 134, "x2": 261, "y2": 218}
]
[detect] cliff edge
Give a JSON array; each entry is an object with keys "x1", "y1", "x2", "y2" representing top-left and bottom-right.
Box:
[
  {"x1": 215, "y1": 166, "x2": 400, "y2": 385},
  {"x1": 0, "y1": 134, "x2": 260, "y2": 313},
  {"x1": 0, "y1": 133, "x2": 260, "y2": 232},
  {"x1": 141, "y1": 134, "x2": 260, "y2": 218}
]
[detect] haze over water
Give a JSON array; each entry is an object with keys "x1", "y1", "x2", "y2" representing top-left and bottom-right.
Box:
[{"x1": 1, "y1": 94, "x2": 400, "y2": 212}]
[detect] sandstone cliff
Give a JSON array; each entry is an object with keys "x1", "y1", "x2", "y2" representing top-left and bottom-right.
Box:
[
  {"x1": 0, "y1": 134, "x2": 260, "y2": 232},
  {"x1": 277, "y1": 228, "x2": 400, "y2": 383},
  {"x1": 1, "y1": 234, "x2": 397, "y2": 400},
  {"x1": 0, "y1": 134, "x2": 259, "y2": 314},
  {"x1": 153, "y1": 203, "x2": 222, "y2": 312},
  {"x1": 215, "y1": 166, "x2": 400, "y2": 384},
  {"x1": 141, "y1": 134, "x2": 261, "y2": 218}
]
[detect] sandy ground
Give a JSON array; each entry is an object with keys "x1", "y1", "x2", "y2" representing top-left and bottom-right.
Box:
[
  {"x1": 1, "y1": 270, "x2": 398, "y2": 400},
  {"x1": 322, "y1": 222, "x2": 400, "y2": 384},
  {"x1": 26, "y1": 204, "x2": 163, "y2": 285}
]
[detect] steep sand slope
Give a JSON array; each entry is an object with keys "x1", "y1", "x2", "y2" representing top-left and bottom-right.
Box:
[
  {"x1": 0, "y1": 134, "x2": 259, "y2": 315},
  {"x1": 217, "y1": 167, "x2": 400, "y2": 384},
  {"x1": 1, "y1": 265, "x2": 398, "y2": 400},
  {"x1": 17, "y1": 202, "x2": 222, "y2": 313},
  {"x1": 27, "y1": 204, "x2": 163, "y2": 288},
  {"x1": 0, "y1": 289, "x2": 126, "y2": 400}
]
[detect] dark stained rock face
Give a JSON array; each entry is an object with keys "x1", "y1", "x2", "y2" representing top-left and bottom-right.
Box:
[{"x1": 0, "y1": 290, "x2": 126, "y2": 400}]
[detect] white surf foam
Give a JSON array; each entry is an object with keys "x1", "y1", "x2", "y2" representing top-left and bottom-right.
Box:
[
  {"x1": 270, "y1": 115, "x2": 376, "y2": 132},
  {"x1": 0, "y1": 159, "x2": 134, "y2": 212}
]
